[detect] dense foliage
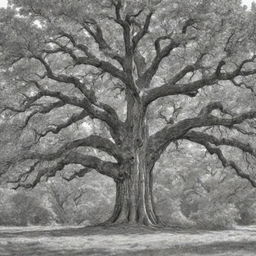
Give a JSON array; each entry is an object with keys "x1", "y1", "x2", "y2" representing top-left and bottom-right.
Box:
[{"x1": 0, "y1": 0, "x2": 256, "y2": 226}]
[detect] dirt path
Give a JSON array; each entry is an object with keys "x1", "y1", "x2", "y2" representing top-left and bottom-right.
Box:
[{"x1": 0, "y1": 225, "x2": 256, "y2": 255}]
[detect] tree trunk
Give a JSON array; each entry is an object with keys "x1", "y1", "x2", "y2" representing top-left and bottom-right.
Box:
[
  {"x1": 107, "y1": 169, "x2": 159, "y2": 225},
  {"x1": 106, "y1": 92, "x2": 159, "y2": 226}
]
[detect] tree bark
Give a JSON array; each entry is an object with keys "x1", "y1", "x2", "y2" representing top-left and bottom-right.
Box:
[
  {"x1": 107, "y1": 169, "x2": 158, "y2": 225},
  {"x1": 106, "y1": 92, "x2": 159, "y2": 226}
]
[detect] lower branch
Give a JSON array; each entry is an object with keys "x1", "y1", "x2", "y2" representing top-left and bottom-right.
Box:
[
  {"x1": 11, "y1": 152, "x2": 122, "y2": 189},
  {"x1": 185, "y1": 136, "x2": 256, "y2": 188},
  {"x1": 184, "y1": 131, "x2": 256, "y2": 158},
  {"x1": 147, "y1": 102, "x2": 256, "y2": 166}
]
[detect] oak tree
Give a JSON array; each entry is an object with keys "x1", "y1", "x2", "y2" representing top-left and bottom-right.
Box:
[{"x1": 1, "y1": 0, "x2": 256, "y2": 226}]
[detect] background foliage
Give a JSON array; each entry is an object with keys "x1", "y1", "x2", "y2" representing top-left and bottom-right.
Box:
[{"x1": 0, "y1": 0, "x2": 256, "y2": 228}]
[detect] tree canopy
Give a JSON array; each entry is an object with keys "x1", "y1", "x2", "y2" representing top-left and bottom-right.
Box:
[{"x1": 0, "y1": 0, "x2": 256, "y2": 225}]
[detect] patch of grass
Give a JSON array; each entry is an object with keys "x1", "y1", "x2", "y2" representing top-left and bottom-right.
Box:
[
  {"x1": 118, "y1": 241, "x2": 256, "y2": 256},
  {"x1": 1, "y1": 225, "x2": 256, "y2": 256}
]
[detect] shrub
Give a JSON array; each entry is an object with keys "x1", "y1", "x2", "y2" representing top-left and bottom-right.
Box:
[
  {"x1": 0, "y1": 192, "x2": 53, "y2": 226},
  {"x1": 189, "y1": 200, "x2": 240, "y2": 230}
]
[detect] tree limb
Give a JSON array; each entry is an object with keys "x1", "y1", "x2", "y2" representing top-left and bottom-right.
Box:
[
  {"x1": 12, "y1": 152, "x2": 122, "y2": 189},
  {"x1": 34, "y1": 110, "x2": 88, "y2": 140},
  {"x1": 144, "y1": 55, "x2": 256, "y2": 105},
  {"x1": 22, "y1": 78, "x2": 124, "y2": 142},
  {"x1": 24, "y1": 135, "x2": 123, "y2": 162},
  {"x1": 132, "y1": 11, "x2": 153, "y2": 50},
  {"x1": 184, "y1": 131, "x2": 256, "y2": 158},
  {"x1": 184, "y1": 137, "x2": 256, "y2": 188},
  {"x1": 62, "y1": 167, "x2": 91, "y2": 181},
  {"x1": 147, "y1": 102, "x2": 256, "y2": 165}
]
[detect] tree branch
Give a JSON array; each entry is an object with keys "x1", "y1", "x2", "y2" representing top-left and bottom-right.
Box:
[
  {"x1": 144, "y1": 55, "x2": 256, "y2": 105},
  {"x1": 76, "y1": 19, "x2": 124, "y2": 65},
  {"x1": 184, "y1": 131, "x2": 256, "y2": 158},
  {"x1": 147, "y1": 102, "x2": 256, "y2": 165},
  {"x1": 12, "y1": 152, "x2": 122, "y2": 189},
  {"x1": 139, "y1": 35, "x2": 181, "y2": 87},
  {"x1": 132, "y1": 11, "x2": 153, "y2": 50},
  {"x1": 34, "y1": 110, "x2": 88, "y2": 141},
  {"x1": 184, "y1": 137, "x2": 256, "y2": 188},
  {"x1": 24, "y1": 135, "x2": 123, "y2": 163},
  {"x1": 62, "y1": 167, "x2": 91, "y2": 181},
  {"x1": 22, "y1": 78, "x2": 123, "y2": 143}
]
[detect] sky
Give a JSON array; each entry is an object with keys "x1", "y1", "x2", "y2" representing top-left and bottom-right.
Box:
[
  {"x1": 0, "y1": 0, "x2": 255, "y2": 9},
  {"x1": 0, "y1": 0, "x2": 7, "y2": 8},
  {"x1": 243, "y1": 0, "x2": 255, "y2": 6}
]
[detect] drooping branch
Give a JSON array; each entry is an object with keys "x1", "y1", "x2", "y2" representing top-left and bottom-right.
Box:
[
  {"x1": 184, "y1": 131, "x2": 256, "y2": 158},
  {"x1": 147, "y1": 102, "x2": 256, "y2": 165},
  {"x1": 184, "y1": 136, "x2": 256, "y2": 188},
  {"x1": 62, "y1": 152, "x2": 122, "y2": 180},
  {"x1": 13, "y1": 151, "x2": 122, "y2": 189},
  {"x1": 12, "y1": 161, "x2": 68, "y2": 189}
]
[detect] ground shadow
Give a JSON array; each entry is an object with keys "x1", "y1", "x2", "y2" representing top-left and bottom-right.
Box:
[
  {"x1": 0, "y1": 224, "x2": 207, "y2": 238},
  {"x1": 0, "y1": 240, "x2": 256, "y2": 256}
]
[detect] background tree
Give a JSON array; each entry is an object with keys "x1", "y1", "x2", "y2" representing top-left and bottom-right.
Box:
[{"x1": 0, "y1": 0, "x2": 256, "y2": 226}]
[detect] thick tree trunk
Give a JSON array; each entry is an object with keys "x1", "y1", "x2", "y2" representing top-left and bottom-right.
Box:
[
  {"x1": 107, "y1": 169, "x2": 159, "y2": 225},
  {"x1": 106, "y1": 92, "x2": 159, "y2": 226}
]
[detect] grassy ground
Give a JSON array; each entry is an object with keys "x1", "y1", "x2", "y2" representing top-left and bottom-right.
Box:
[{"x1": 0, "y1": 225, "x2": 256, "y2": 255}]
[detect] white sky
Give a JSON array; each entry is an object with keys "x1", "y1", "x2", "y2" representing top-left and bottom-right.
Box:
[
  {"x1": 0, "y1": 0, "x2": 255, "y2": 9},
  {"x1": 0, "y1": 0, "x2": 7, "y2": 8},
  {"x1": 243, "y1": 0, "x2": 255, "y2": 6}
]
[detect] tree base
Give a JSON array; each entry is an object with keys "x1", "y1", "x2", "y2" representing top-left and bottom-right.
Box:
[
  {"x1": 98, "y1": 219, "x2": 164, "y2": 230},
  {"x1": 101, "y1": 211, "x2": 163, "y2": 228}
]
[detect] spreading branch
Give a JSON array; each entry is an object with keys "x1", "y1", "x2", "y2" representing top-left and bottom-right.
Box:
[
  {"x1": 34, "y1": 110, "x2": 88, "y2": 141},
  {"x1": 184, "y1": 136, "x2": 256, "y2": 188},
  {"x1": 62, "y1": 167, "x2": 91, "y2": 181},
  {"x1": 184, "y1": 131, "x2": 256, "y2": 158},
  {"x1": 12, "y1": 151, "x2": 122, "y2": 189},
  {"x1": 139, "y1": 35, "x2": 181, "y2": 87},
  {"x1": 21, "y1": 78, "x2": 123, "y2": 142},
  {"x1": 24, "y1": 135, "x2": 123, "y2": 163},
  {"x1": 132, "y1": 11, "x2": 153, "y2": 50},
  {"x1": 148, "y1": 102, "x2": 256, "y2": 165},
  {"x1": 144, "y1": 55, "x2": 256, "y2": 105}
]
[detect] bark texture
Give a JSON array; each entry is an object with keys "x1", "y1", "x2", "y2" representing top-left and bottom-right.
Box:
[
  {"x1": 107, "y1": 169, "x2": 158, "y2": 225},
  {"x1": 4, "y1": 0, "x2": 256, "y2": 227}
]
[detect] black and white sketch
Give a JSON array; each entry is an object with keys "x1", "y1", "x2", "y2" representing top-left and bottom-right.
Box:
[{"x1": 0, "y1": 0, "x2": 256, "y2": 255}]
